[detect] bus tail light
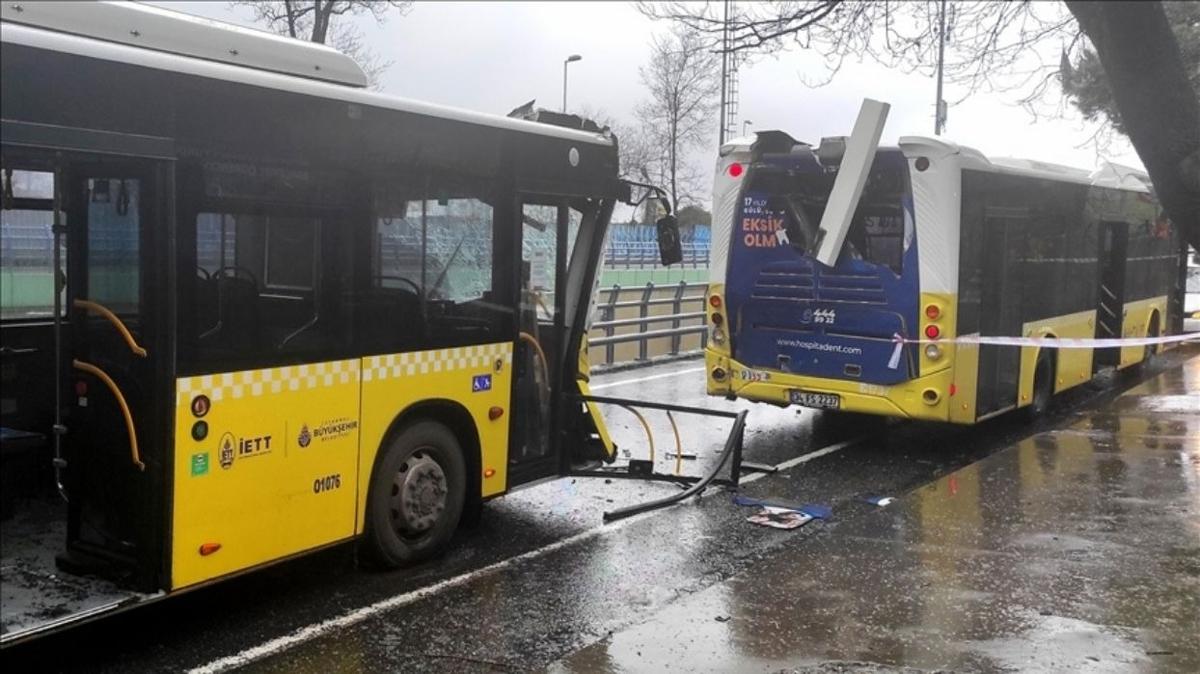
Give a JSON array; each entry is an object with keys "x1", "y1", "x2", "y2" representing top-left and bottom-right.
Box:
[
  {"x1": 709, "y1": 295, "x2": 722, "y2": 309},
  {"x1": 727, "y1": 162, "x2": 743, "y2": 178},
  {"x1": 924, "y1": 344, "x2": 942, "y2": 360},
  {"x1": 924, "y1": 304, "x2": 941, "y2": 320},
  {"x1": 924, "y1": 324, "x2": 941, "y2": 340},
  {"x1": 711, "y1": 312, "x2": 724, "y2": 325},
  {"x1": 711, "y1": 367, "x2": 727, "y2": 381},
  {"x1": 712, "y1": 327, "x2": 727, "y2": 345}
]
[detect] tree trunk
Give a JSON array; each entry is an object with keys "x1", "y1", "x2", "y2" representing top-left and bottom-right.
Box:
[
  {"x1": 1067, "y1": 1, "x2": 1200, "y2": 249},
  {"x1": 311, "y1": 0, "x2": 332, "y2": 44}
]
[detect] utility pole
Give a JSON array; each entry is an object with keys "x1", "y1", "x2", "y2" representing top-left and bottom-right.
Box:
[
  {"x1": 719, "y1": 0, "x2": 729, "y2": 145},
  {"x1": 934, "y1": 0, "x2": 947, "y2": 135},
  {"x1": 562, "y1": 54, "x2": 581, "y2": 113}
]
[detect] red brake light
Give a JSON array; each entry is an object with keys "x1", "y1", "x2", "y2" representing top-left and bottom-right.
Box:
[
  {"x1": 925, "y1": 325, "x2": 941, "y2": 340},
  {"x1": 925, "y1": 304, "x2": 941, "y2": 320},
  {"x1": 728, "y1": 163, "x2": 743, "y2": 178},
  {"x1": 709, "y1": 295, "x2": 722, "y2": 309}
]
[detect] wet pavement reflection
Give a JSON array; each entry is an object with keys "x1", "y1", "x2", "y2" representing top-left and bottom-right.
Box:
[{"x1": 553, "y1": 355, "x2": 1200, "y2": 673}]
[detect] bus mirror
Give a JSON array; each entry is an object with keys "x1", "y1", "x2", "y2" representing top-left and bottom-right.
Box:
[{"x1": 656, "y1": 215, "x2": 683, "y2": 266}]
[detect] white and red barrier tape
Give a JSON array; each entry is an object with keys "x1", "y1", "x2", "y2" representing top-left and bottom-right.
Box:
[{"x1": 888, "y1": 331, "x2": 1199, "y2": 369}]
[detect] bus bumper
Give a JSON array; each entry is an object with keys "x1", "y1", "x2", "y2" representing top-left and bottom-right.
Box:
[{"x1": 706, "y1": 349, "x2": 961, "y2": 423}]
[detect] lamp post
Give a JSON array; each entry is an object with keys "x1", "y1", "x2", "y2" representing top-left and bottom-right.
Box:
[
  {"x1": 742, "y1": 119, "x2": 753, "y2": 136},
  {"x1": 562, "y1": 54, "x2": 582, "y2": 113}
]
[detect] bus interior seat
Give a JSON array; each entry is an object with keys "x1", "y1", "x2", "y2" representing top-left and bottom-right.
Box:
[{"x1": 198, "y1": 275, "x2": 261, "y2": 353}]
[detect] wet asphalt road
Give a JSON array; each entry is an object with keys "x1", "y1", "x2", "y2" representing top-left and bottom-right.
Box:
[{"x1": 5, "y1": 347, "x2": 1197, "y2": 673}]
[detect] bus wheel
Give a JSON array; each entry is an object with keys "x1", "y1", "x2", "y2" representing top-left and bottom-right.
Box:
[
  {"x1": 363, "y1": 421, "x2": 466, "y2": 568},
  {"x1": 1023, "y1": 352, "x2": 1054, "y2": 422}
]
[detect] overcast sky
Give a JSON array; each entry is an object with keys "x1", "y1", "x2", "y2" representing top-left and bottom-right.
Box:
[{"x1": 155, "y1": 1, "x2": 1143, "y2": 207}]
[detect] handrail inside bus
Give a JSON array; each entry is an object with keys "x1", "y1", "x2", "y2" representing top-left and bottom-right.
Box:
[
  {"x1": 72, "y1": 359, "x2": 145, "y2": 472},
  {"x1": 73, "y1": 299, "x2": 148, "y2": 357}
]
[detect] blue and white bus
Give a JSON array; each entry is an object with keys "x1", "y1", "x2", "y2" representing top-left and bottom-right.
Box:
[{"x1": 704, "y1": 130, "x2": 1180, "y2": 423}]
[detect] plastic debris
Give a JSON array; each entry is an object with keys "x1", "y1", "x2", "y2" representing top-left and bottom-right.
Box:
[
  {"x1": 860, "y1": 494, "x2": 895, "y2": 507},
  {"x1": 732, "y1": 494, "x2": 831, "y2": 519},
  {"x1": 746, "y1": 506, "x2": 813, "y2": 530}
]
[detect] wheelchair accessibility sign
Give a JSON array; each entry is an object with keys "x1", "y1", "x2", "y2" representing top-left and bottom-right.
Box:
[{"x1": 472, "y1": 374, "x2": 493, "y2": 393}]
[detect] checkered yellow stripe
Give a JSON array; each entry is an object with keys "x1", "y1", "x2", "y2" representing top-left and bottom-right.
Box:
[
  {"x1": 176, "y1": 359, "x2": 361, "y2": 404},
  {"x1": 363, "y1": 343, "x2": 512, "y2": 383},
  {"x1": 176, "y1": 343, "x2": 515, "y2": 404}
]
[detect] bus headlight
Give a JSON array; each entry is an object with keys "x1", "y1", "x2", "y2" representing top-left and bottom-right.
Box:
[
  {"x1": 712, "y1": 327, "x2": 726, "y2": 345},
  {"x1": 924, "y1": 343, "x2": 942, "y2": 360}
]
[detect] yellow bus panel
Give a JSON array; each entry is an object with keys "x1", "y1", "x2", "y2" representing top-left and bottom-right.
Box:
[
  {"x1": 172, "y1": 360, "x2": 362, "y2": 589},
  {"x1": 357, "y1": 342, "x2": 514, "y2": 533}
]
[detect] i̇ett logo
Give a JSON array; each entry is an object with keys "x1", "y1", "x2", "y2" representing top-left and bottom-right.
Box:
[
  {"x1": 297, "y1": 424, "x2": 312, "y2": 448},
  {"x1": 218, "y1": 432, "x2": 236, "y2": 469}
]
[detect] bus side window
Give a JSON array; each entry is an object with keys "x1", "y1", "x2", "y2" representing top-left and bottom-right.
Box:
[{"x1": 370, "y1": 175, "x2": 512, "y2": 352}]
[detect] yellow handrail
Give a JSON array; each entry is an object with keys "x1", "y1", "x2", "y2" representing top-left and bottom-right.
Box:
[
  {"x1": 618, "y1": 404, "x2": 655, "y2": 465},
  {"x1": 667, "y1": 411, "x2": 683, "y2": 476},
  {"x1": 73, "y1": 359, "x2": 145, "y2": 471},
  {"x1": 73, "y1": 299, "x2": 147, "y2": 358}
]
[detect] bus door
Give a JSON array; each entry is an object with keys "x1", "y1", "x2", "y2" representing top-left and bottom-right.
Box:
[
  {"x1": 510, "y1": 199, "x2": 574, "y2": 478},
  {"x1": 60, "y1": 160, "x2": 167, "y2": 590},
  {"x1": 1095, "y1": 221, "x2": 1128, "y2": 367},
  {"x1": 976, "y1": 210, "x2": 1023, "y2": 417}
]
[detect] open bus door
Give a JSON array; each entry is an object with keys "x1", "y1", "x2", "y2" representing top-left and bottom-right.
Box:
[{"x1": 1, "y1": 147, "x2": 170, "y2": 645}]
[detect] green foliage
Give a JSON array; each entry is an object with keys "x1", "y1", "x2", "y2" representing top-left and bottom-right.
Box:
[{"x1": 1063, "y1": 2, "x2": 1199, "y2": 134}]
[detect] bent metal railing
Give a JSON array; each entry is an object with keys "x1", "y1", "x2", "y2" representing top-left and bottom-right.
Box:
[{"x1": 590, "y1": 281, "x2": 709, "y2": 366}]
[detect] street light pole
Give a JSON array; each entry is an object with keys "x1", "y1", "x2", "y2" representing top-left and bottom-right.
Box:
[
  {"x1": 742, "y1": 119, "x2": 753, "y2": 136},
  {"x1": 562, "y1": 54, "x2": 582, "y2": 113}
]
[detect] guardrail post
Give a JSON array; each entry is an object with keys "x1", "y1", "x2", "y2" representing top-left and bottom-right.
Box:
[
  {"x1": 670, "y1": 280, "x2": 687, "y2": 354},
  {"x1": 603, "y1": 284, "x2": 620, "y2": 365},
  {"x1": 638, "y1": 282, "x2": 654, "y2": 361}
]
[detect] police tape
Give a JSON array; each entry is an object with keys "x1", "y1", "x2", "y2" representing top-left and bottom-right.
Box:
[{"x1": 888, "y1": 331, "x2": 1199, "y2": 369}]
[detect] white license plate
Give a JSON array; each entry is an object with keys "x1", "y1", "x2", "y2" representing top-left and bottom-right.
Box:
[{"x1": 789, "y1": 391, "x2": 841, "y2": 409}]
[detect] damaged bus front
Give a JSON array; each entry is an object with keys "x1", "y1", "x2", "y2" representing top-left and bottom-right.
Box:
[{"x1": 705, "y1": 128, "x2": 956, "y2": 421}]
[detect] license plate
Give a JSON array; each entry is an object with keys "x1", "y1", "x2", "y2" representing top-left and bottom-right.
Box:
[{"x1": 789, "y1": 390, "x2": 841, "y2": 409}]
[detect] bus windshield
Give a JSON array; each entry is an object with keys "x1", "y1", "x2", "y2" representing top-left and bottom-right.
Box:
[{"x1": 748, "y1": 154, "x2": 911, "y2": 274}]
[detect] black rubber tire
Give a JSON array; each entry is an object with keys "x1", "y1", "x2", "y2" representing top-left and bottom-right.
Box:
[
  {"x1": 362, "y1": 421, "x2": 466, "y2": 568},
  {"x1": 1022, "y1": 352, "x2": 1054, "y2": 422}
]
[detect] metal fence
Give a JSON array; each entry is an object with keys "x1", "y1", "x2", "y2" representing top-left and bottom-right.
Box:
[{"x1": 588, "y1": 281, "x2": 710, "y2": 366}]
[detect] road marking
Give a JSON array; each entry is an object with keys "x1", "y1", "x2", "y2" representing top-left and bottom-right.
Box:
[
  {"x1": 739, "y1": 433, "x2": 873, "y2": 485},
  {"x1": 589, "y1": 366, "x2": 706, "y2": 391},
  {"x1": 188, "y1": 509, "x2": 660, "y2": 674},
  {"x1": 190, "y1": 426, "x2": 870, "y2": 673}
]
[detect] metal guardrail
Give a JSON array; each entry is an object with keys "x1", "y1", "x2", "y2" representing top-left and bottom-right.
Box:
[{"x1": 590, "y1": 281, "x2": 710, "y2": 365}]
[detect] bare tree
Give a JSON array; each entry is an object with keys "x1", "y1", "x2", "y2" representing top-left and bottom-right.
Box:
[
  {"x1": 634, "y1": 27, "x2": 722, "y2": 213},
  {"x1": 232, "y1": 1, "x2": 411, "y2": 87},
  {"x1": 639, "y1": 1, "x2": 1200, "y2": 249}
]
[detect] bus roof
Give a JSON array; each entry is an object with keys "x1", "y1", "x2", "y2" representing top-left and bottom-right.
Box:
[
  {"x1": 899, "y1": 135, "x2": 1151, "y2": 193},
  {"x1": 722, "y1": 132, "x2": 1151, "y2": 194},
  {"x1": 0, "y1": 2, "x2": 614, "y2": 148}
]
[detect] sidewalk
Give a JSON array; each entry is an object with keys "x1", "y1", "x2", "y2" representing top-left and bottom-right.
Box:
[{"x1": 552, "y1": 353, "x2": 1200, "y2": 673}]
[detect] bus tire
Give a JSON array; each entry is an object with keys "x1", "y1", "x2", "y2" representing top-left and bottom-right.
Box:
[
  {"x1": 1022, "y1": 351, "x2": 1054, "y2": 422},
  {"x1": 362, "y1": 420, "x2": 466, "y2": 568}
]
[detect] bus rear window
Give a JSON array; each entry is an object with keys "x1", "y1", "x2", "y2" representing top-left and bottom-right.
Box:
[{"x1": 749, "y1": 160, "x2": 910, "y2": 274}]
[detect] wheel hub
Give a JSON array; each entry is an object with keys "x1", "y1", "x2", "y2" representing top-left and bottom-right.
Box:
[{"x1": 390, "y1": 451, "x2": 447, "y2": 534}]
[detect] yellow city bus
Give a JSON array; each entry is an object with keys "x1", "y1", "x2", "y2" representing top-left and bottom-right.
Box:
[
  {"x1": 0, "y1": 2, "x2": 654, "y2": 644},
  {"x1": 705, "y1": 131, "x2": 1181, "y2": 423}
]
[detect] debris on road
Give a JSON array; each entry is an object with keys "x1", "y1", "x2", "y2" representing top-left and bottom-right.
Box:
[
  {"x1": 746, "y1": 506, "x2": 813, "y2": 530},
  {"x1": 859, "y1": 494, "x2": 895, "y2": 507},
  {"x1": 732, "y1": 494, "x2": 832, "y2": 520}
]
